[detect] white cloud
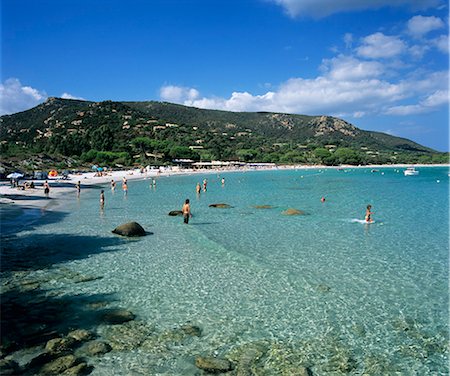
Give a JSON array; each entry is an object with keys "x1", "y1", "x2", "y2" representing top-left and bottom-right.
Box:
[
  {"x1": 160, "y1": 85, "x2": 199, "y2": 103},
  {"x1": 356, "y1": 32, "x2": 407, "y2": 59},
  {"x1": 386, "y1": 89, "x2": 449, "y2": 115},
  {"x1": 344, "y1": 33, "x2": 353, "y2": 49},
  {"x1": 0, "y1": 78, "x2": 47, "y2": 115},
  {"x1": 271, "y1": 0, "x2": 441, "y2": 18},
  {"x1": 320, "y1": 55, "x2": 385, "y2": 80},
  {"x1": 407, "y1": 15, "x2": 445, "y2": 37},
  {"x1": 408, "y1": 44, "x2": 430, "y2": 59},
  {"x1": 161, "y1": 60, "x2": 447, "y2": 119},
  {"x1": 432, "y1": 34, "x2": 449, "y2": 53},
  {"x1": 61, "y1": 92, "x2": 85, "y2": 100}
]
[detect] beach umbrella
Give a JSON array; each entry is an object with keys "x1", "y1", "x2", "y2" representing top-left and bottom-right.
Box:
[
  {"x1": 97, "y1": 167, "x2": 103, "y2": 172},
  {"x1": 7, "y1": 172, "x2": 24, "y2": 179},
  {"x1": 91, "y1": 165, "x2": 98, "y2": 170},
  {"x1": 48, "y1": 170, "x2": 58, "y2": 177}
]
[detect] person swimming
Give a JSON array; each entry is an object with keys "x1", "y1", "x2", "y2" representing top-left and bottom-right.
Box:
[{"x1": 365, "y1": 204, "x2": 374, "y2": 223}]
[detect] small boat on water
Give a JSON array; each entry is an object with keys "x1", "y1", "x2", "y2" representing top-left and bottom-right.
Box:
[{"x1": 404, "y1": 167, "x2": 419, "y2": 176}]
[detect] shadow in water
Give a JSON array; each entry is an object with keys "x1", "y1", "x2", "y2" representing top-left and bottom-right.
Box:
[
  {"x1": 1, "y1": 194, "x2": 51, "y2": 201},
  {"x1": 1, "y1": 231, "x2": 129, "y2": 359},
  {"x1": 189, "y1": 222, "x2": 219, "y2": 225},
  {"x1": 0, "y1": 207, "x2": 69, "y2": 236},
  {"x1": 1, "y1": 233, "x2": 127, "y2": 272},
  {"x1": 1, "y1": 285, "x2": 119, "y2": 353}
]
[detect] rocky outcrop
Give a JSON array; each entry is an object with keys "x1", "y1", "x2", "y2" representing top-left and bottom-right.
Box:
[
  {"x1": 168, "y1": 210, "x2": 183, "y2": 216},
  {"x1": 112, "y1": 222, "x2": 146, "y2": 237},
  {"x1": 253, "y1": 205, "x2": 275, "y2": 209}
]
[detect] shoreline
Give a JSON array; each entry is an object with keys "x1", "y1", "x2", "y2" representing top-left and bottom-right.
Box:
[{"x1": 0, "y1": 163, "x2": 448, "y2": 220}]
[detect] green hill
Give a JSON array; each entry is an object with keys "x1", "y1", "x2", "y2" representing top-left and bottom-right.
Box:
[{"x1": 0, "y1": 97, "x2": 446, "y2": 170}]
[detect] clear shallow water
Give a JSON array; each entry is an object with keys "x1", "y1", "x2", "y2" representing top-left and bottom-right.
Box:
[{"x1": 2, "y1": 167, "x2": 449, "y2": 374}]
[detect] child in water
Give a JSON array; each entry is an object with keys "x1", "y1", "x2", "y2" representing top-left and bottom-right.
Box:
[{"x1": 365, "y1": 205, "x2": 374, "y2": 223}]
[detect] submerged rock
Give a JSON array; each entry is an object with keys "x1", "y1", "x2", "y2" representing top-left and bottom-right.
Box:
[
  {"x1": 168, "y1": 210, "x2": 183, "y2": 216},
  {"x1": 39, "y1": 354, "x2": 80, "y2": 375},
  {"x1": 102, "y1": 308, "x2": 136, "y2": 325},
  {"x1": 209, "y1": 203, "x2": 233, "y2": 208},
  {"x1": 316, "y1": 284, "x2": 331, "y2": 293},
  {"x1": 67, "y1": 329, "x2": 96, "y2": 342},
  {"x1": 282, "y1": 208, "x2": 306, "y2": 216},
  {"x1": 180, "y1": 324, "x2": 202, "y2": 337},
  {"x1": 253, "y1": 205, "x2": 275, "y2": 209},
  {"x1": 61, "y1": 362, "x2": 92, "y2": 376},
  {"x1": 112, "y1": 222, "x2": 146, "y2": 237},
  {"x1": 100, "y1": 320, "x2": 154, "y2": 351},
  {"x1": 195, "y1": 356, "x2": 233, "y2": 373},
  {"x1": 45, "y1": 337, "x2": 77, "y2": 355},
  {"x1": 80, "y1": 341, "x2": 112, "y2": 356}
]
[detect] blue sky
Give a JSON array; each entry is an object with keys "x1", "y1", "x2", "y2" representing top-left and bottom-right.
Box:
[{"x1": 1, "y1": 0, "x2": 449, "y2": 151}]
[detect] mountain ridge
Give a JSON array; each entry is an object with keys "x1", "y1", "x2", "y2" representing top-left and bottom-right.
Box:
[{"x1": 1, "y1": 97, "x2": 446, "y2": 169}]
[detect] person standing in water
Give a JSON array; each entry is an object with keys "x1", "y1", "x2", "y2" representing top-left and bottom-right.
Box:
[
  {"x1": 111, "y1": 179, "x2": 116, "y2": 191},
  {"x1": 43, "y1": 180, "x2": 50, "y2": 198},
  {"x1": 182, "y1": 199, "x2": 192, "y2": 224},
  {"x1": 202, "y1": 178, "x2": 208, "y2": 192},
  {"x1": 365, "y1": 204, "x2": 374, "y2": 223},
  {"x1": 76, "y1": 181, "x2": 81, "y2": 197},
  {"x1": 221, "y1": 177, "x2": 225, "y2": 186},
  {"x1": 196, "y1": 182, "x2": 201, "y2": 195},
  {"x1": 123, "y1": 181, "x2": 128, "y2": 195},
  {"x1": 100, "y1": 189, "x2": 105, "y2": 209}
]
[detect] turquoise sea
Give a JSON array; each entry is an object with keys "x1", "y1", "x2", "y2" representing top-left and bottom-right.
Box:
[{"x1": 1, "y1": 167, "x2": 449, "y2": 375}]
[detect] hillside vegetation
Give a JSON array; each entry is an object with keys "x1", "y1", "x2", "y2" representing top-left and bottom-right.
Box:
[{"x1": 0, "y1": 97, "x2": 447, "y2": 171}]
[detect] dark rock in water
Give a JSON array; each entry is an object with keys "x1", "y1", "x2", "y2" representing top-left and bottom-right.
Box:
[
  {"x1": 209, "y1": 203, "x2": 233, "y2": 208},
  {"x1": 81, "y1": 340, "x2": 112, "y2": 356},
  {"x1": 282, "y1": 208, "x2": 306, "y2": 215},
  {"x1": 112, "y1": 222, "x2": 146, "y2": 237},
  {"x1": 100, "y1": 320, "x2": 155, "y2": 351},
  {"x1": 253, "y1": 205, "x2": 275, "y2": 209},
  {"x1": 45, "y1": 337, "x2": 77, "y2": 355},
  {"x1": 181, "y1": 324, "x2": 202, "y2": 337},
  {"x1": 317, "y1": 284, "x2": 331, "y2": 293},
  {"x1": 102, "y1": 309, "x2": 136, "y2": 324},
  {"x1": 39, "y1": 354, "x2": 80, "y2": 375},
  {"x1": 296, "y1": 366, "x2": 314, "y2": 376},
  {"x1": 195, "y1": 356, "x2": 233, "y2": 373},
  {"x1": 67, "y1": 329, "x2": 96, "y2": 342},
  {"x1": 168, "y1": 210, "x2": 183, "y2": 216},
  {"x1": 27, "y1": 352, "x2": 56, "y2": 370},
  {"x1": 0, "y1": 359, "x2": 21, "y2": 375}
]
